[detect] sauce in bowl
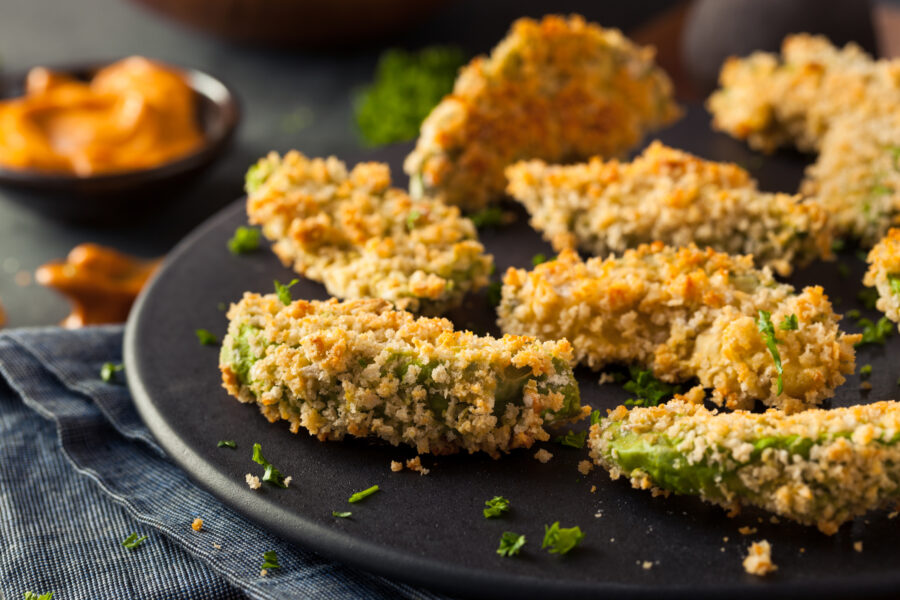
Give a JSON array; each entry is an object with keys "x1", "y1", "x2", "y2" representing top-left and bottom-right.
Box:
[{"x1": 0, "y1": 57, "x2": 205, "y2": 176}]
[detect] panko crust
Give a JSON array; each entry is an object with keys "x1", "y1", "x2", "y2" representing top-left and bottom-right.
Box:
[
  {"x1": 590, "y1": 399, "x2": 900, "y2": 535},
  {"x1": 498, "y1": 244, "x2": 860, "y2": 412},
  {"x1": 246, "y1": 151, "x2": 493, "y2": 315},
  {"x1": 707, "y1": 34, "x2": 900, "y2": 243},
  {"x1": 219, "y1": 293, "x2": 588, "y2": 458},
  {"x1": 864, "y1": 228, "x2": 900, "y2": 328},
  {"x1": 505, "y1": 141, "x2": 832, "y2": 276},
  {"x1": 403, "y1": 14, "x2": 680, "y2": 211}
]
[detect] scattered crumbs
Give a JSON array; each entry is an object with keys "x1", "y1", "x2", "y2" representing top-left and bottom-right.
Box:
[
  {"x1": 738, "y1": 526, "x2": 758, "y2": 535},
  {"x1": 854, "y1": 541, "x2": 863, "y2": 553},
  {"x1": 15, "y1": 270, "x2": 32, "y2": 287},
  {"x1": 245, "y1": 474, "x2": 261, "y2": 490},
  {"x1": 213, "y1": 543, "x2": 222, "y2": 550},
  {"x1": 610, "y1": 538, "x2": 615, "y2": 543},
  {"x1": 590, "y1": 485, "x2": 597, "y2": 493},
  {"x1": 799, "y1": 548, "x2": 805, "y2": 553},
  {"x1": 283, "y1": 476, "x2": 293, "y2": 488},
  {"x1": 889, "y1": 511, "x2": 898, "y2": 520},
  {"x1": 769, "y1": 516, "x2": 780, "y2": 524},
  {"x1": 723, "y1": 536, "x2": 729, "y2": 542},
  {"x1": 594, "y1": 511, "x2": 603, "y2": 519},
  {"x1": 860, "y1": 381, "x2": 873, "y2": 391},
  {"x1": 260, "y1": 569, "x2": 268, "y2": 577},
  {"x1": 405, "y1": 456, "x2": 430, "y2": 475},
  {"x1": 743, "y1": 540, "x2": 777, "y2": 576},
  {"x1": 390, "y1": 460, "x2": 404, "y2": 472},
  {"x1": 720, "y1": 547, "x2": 725, "y2": 553},
  {"x1": 534, "y1": 448, "x2": 553, "y2": 463},
  {"x1": 642, "y1": 561, "x2": 653, "y2": 570},
  {"x1": 577, "y1": 460, "x2": 594, "y2": 475},
  {"x1": 597, "y1": 372, "x2": 615, "y2": 385},
  {"x1": 191, "y1": 518, "x2": 203, "y2": 532}
]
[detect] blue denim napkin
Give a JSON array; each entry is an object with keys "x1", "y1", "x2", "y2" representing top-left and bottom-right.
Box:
[{"x1": 0, "y1": 326, "x2": 449, "y2": 600}]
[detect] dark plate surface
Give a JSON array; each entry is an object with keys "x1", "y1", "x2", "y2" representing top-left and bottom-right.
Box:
[
  {"x1": 0, "y1": 61, "x2": 240, "y2": 224},
  {"x1": 125, "y1": 105, "x2": 900, "y2": 599}
]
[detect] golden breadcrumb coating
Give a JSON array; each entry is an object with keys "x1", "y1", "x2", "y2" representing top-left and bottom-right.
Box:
[
  {"x1": 591, "y1": 398, "x2": 900, "y2": 535},
  {"x1": 708, "y1": 34, "x2": 900, "y2": 243},
  {"x1": 245, "y1": 151, "x2": 493, "y2": 315},
  {"x1": 498, "y1": 244, "x2": 860, "y2": 412},
  {"x1": 403, "y1": 14, "x2": 680, "y2": 211},
  {"x1": 505, "y1": 141, "x2": 832, "y2": 276},
  {"x1": 864, "y1": 227, "x2": 900, "y2": 328},
  {"x1": 220, "y1": 293, "x2": 588, "y2": 458}
]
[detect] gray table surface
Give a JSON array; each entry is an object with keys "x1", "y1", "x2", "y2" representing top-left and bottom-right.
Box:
[{"x1": 0, "y1": 0, "x2": 674, "y2": 327}]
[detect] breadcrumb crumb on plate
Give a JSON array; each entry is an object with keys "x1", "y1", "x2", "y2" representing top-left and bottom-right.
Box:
[
  {"x1": 191, "y1": 517, "x2": 203, "y2": 532},
  {"x1": 245, "y1": 474, "x2": 261, "y2": 490},
  {"x1": 534, "y1": 449, "x2": 553, "y2": 463},
  {"x1": 743, "y1": 541, "x2": 777, "y2": 576}
]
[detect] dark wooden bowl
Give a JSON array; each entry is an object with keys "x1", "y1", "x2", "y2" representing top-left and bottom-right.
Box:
[
  {"x1": 0, "y1": 61, "x2": 241, "y2": 225},
  {"x1": 129, "y1": 0, "x2": 450, "y2": 48}
]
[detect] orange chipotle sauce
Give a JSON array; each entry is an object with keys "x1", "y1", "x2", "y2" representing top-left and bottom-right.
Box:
[{"x1": 0, "y1": 56, "x2": 204, "y2": 175}]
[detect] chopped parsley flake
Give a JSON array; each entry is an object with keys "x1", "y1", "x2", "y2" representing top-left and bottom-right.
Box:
[
  {"x1": 623, "y1": 366, "x2": 681, "y2": 406},
  {"x1": 252, "y1": 443, "x2": 288, "y2": 488},
  {"x1": 856, "y1": 316, "x2": 893, "y2": 347},
  {"x1": 757, "y1": 310, "x2": 784, "y2": 395},
  {"x1": 274, "y1": 279, "x2": 299, "y2": 305},
  {"x1": 245, "y1": 162, "x2": 273, "y2": 194},
  {"x1": 217, "y1": 440, "x2": 237, "y2": 449},
  {"x1": 332, "y1": 511, "x2": 352, "y2": 518},
  {"x1": 846, "y1": 309, "x2": 861, "y2": 320},
  {"x1": 100, "y1": 362, "x2": 124, "y2": 383},
  {"x1": 217, "y1": 302, "x2": 227, "y2": 311},
  {"x1": 487, "y1": 281, "x2": 502, "y2": 307},
  {"x1": 228, "y1": 226, "x2": 260, "y2": 254},
  {"x1": 469, "y1": 206, "x2": 505, "y2": 228},
  {"x1": 261, "y1": 550, "x2": 281, "y2": 570},
  {"x1": 889, "y1": 274, "x2": 900, "y2": 296},
  {"x1": 497, "y1": 532, "x2": 526, "y2": 557},
  {"x1": 858, "y1": 288, "x2": 879, "y2": 309},
  {"x1": 406, "y1": 210, "x2": 422, "y2": 230},
  {"x1": 831, "y1": 238, "x2": 846, "y2": 253},
  {"x1": 837, "y1": 263, "x2": 850, "y2": 278},
  {"x1": 779, "y1": 314, "x2": 799, "y2": 331},
  {"x1": 860, "y1": 364, "x2": 873, "y2": 378},
  {"x1": 23, "y1": 593, "x2": 54, "y2": 600},
  {"x1": 348, "y1": 485, "x2": 380, "y2": 503},
  {"x1": 542, "y1": 522, "x2": 584, "y2": 555},
  {"x1": 590, "y1": 410, "x2": 602, "y2": 426},
  {"x1": 195, "y1": 329, "x2": 219, "y2": 346},
  {"x1": 483, "y1": 496, "x2": 510, "y2": 518},
  {"x1": 554, "y1": 430, "x2": 587, "y2": 449},
  {"x1": 532, "y1": 253, "x2": 549, "y2": 266},
  {"x1": 122, "y1": 533, "x2": 148, "y2": 550}
]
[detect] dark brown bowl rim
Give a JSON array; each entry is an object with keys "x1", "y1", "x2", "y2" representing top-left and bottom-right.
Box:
[{"x1": 0, "y1": 59, "x2": 241, "y2": 192}]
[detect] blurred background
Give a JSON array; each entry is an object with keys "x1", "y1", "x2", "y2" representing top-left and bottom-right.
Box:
[{"x1": 0, "y1": 0, "x2": 897, "y2": 327}]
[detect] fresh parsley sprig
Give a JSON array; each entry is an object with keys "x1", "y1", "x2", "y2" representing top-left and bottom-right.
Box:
[
  {"x1": 469, "y1": 207, "x2": 505, "y2": 228},
  {"x1": 497, "y1": 532, "x2": 526, "y2": 557},
  {"x1": 122, "y1": 533, "x2": 148, "y2": 550},
  {"x1": 217, "y1": 440, "x2": 237, "y2": 449},
  {"x1": 623, "y1": 366, "x2": 681, "y2": 407},
  {"x1": 483, "y1": 496, "x2": 510, "y2": 518},
  {"x1": 100, "y1": 362, "x2": 124, "y2": 383},
  {"x1": 23, "y1": 592, "x2": 54, "y2": 600},
  {"x1": 332, "y1": 511, "x2": 352, "y2": 518},
  {"x1": 261, "y1": 550, "x2": 281, "y2": 570},
  {"x1": 252, "y1": 443, "x2": 288, "y2": 488},
  {"x1": 756, "y1": 310, "x2": 784, "y2": 395},
  {"x1": 228, "y1": 226, "x2": 261, "y2": 255},
  {"x1": 196, "y1": 329, "x2": 219, "y2": 346},
  {"x1": 542, "y1": 522, "x2": 584, "y2": 555},
  {"x1": 274, "y1": 279, "x2": 299, "y2": 305},
  {"x1": 348, "y1": 485, "x2": 380, "y2": 503},
  {"x1": 554, "y1": 430, "x2": 587, "y2": 449}
]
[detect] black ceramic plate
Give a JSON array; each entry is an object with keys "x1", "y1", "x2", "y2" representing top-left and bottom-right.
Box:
[
  {"x1": 125, "y1": 106, "x2": 900, "y2": 600},
  {"x1": 0, "y1": 61, "x2": 240, "y2": 223}
]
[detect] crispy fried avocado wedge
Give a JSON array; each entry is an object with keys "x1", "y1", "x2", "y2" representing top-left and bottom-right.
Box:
[
  {"x1": 590, "y1": 398, "x2": 900, "y2": 535},
  {"x1": 403, "y1": 14, "x2": 680, "y2": 211},
  {"x1": 505, "y1": 142, "x2": 832, "y2": 276},
  {"x1": 220, "y1": 293, "x2": 588, "y2": 458},
  {"x1": 245, "y1": 151, "x2": 493, "y2": 316},
  {"x1": 498, "y1": 244, "x2": 860, "y2": 412},
  {"x1": 864, "y1": 228, "x2": 900, "y2": 329}
]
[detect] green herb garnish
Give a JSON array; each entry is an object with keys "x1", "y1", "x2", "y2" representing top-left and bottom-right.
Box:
[
  {"x1": 261, "y1": 550, "x2": 281, "y2": 570},
  {"x1": 860, "y1": 364, "x2": 873, "y2": 378},
  {"x1": 622, "y1": 366, "x2": 681, "y2": 407},
  {"x1": 542, "y1": 522, "x2": 584, "y2": 555},
  {"x1": 469, "y1": 207, "x2": 505, "y2": 228},
  {"x1": 217, "y1": 440, "x2": 237, "y2": 449},
  {"x1": 228, "y1": 226, "x2": 261, "y2": 255},
  {"x1": 245, "y1": 161, "x2": 273, "y2": 194},
  {"x1": 779, "y1": 313, "x2": 799, "y2": 331},
  {"x1": 889, "y1": 274, "x2": 900, "y2": 296},
  {"x1": 122, "y1": 533, "x2": 148, "y2": 550},
  {"x1": 406, "y1": 210, "x2": 422, "y2": 230},
  {"x1": 196, "y1": 329, "x2": 219, "y2": 346},
  {"x1": 532, "y1": 253, "x2": 548, "y2": 266},
  {"x1": 846, "y1": 309, "x2": 861, "y2": 320},
  {"x1": 858, "y1": 288, "x2": 879, "y2": 310},
  {"x1": 252, "y1": 443, "x2": 287, "y2": 488},
  {"x1": 757, "y1": 310, "x2": 784, "y2": 395},
  {"x1": 554, "y1": 430, "x2": 587, "y2": 449},
  {"x1": 831, "y1": 238, "x2": 846, "y2": 253},
  {"x1": 483, "y1": 496, "x2": 510, "y2": 518},
  {"x1": 354, "y1": 46, "x2": 465, "y2": 146},
  {"x1": 274, "y1": 279, "x2": 299, "y2": 305},
  {"x1": 856, "y1": 316, "x2": 894, "y2": 346},
  {"x1": 348, "y1": 485, "x2": 380, "y2": 503},
  {"x1": 590, "y1": 410, "x2": 602, "y2": 426},
  {"x1": 23, "y1": 593, "x2": 54, "y2": 600},
  {"x1": 332, "y1": 511, "x2": 352, "y2": 518},
  {"x1": 100, "y1": 362, "x2": 124, "y2": 383},
  {"x1": 497, "y1": 532, "x2": 526, "y2": 557}
]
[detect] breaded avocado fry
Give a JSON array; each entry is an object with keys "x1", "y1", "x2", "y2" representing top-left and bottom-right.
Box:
[
  {"x1": 864, "y1": 227, "x2": 900, "y2": 329},
  {"x1": 505, "y1": 142, "x2": 832, "y2": 276},
  {"x1": 220, "y1": 293, "x2": 588, "y2": 457},
  {"x1": 498, "y1": 244, "x2": 860, "y2": 412},
  {"x1": 403, "y1": 14, "x2": 680, "y2": 211},
  {"x1": 245, "y1": 151, "x2": 493, "y2": 315},
  {"x1": 590, "y1": 398, "x2": 900, "y2": 535}
]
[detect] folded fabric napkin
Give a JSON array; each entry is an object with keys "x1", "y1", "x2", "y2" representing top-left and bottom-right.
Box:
[{"x1": 0, "y1": 326, "x2": 450, "y2": 600}]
